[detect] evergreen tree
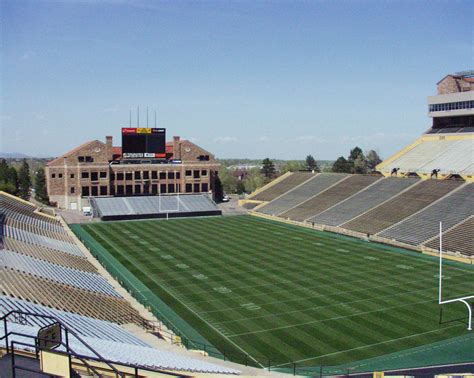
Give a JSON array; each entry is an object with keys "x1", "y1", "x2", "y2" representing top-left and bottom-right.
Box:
[
  {"x1": 332, "y1": 156, "x2": 351, "y2": 173},
  {"x1": 0, "y1": 159, "x2": 19, "y2": 194},
  {"x1": 261, "y1": 158, "x2": 276, "y2": 181},
  {"x1": 18, "y1": 159, "x2": 31, "y2": 200},
  {"x1": 348, "y1": 146, "x2": 364, "y2": 163},
  {"x1": 305, "y1": 155, "x2": 320, "y2": 172},
  {"x1": 213, "y1": 171, "x2": 224, "y2": 202},
  {"x1": 34, "y1": 168, "x2": 49, "y2": 203}
]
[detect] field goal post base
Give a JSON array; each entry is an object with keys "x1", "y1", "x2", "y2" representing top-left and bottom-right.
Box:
[{"x1": 438, "y1": 221, "x2": 473, "y2": 331}]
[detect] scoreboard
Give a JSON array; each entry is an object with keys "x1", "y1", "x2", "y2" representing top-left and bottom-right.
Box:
[{"x1": 122, "y1": 128, "x2": 166, "y2": 158}]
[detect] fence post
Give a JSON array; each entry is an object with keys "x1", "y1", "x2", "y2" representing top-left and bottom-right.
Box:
[
  {"x1": 293, "y1": 362, "x2": 296, "y2": 376},
  {"x1": 268, "y1": 359, "x2": 271, "y2": 371},
  {"x1": 4, "y1": 317, "x2": 8, "y2": 354},
  {"x1": 320, "y1": 365, "x2": 323, "y2": 378},
  {"x1": 245, "y1": 354, "x2": 248, "y2": 366}
]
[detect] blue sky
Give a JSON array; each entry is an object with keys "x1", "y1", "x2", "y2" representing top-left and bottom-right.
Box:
[{"x1": 1, "y1": 0, "x2": 472, "y2": 159}]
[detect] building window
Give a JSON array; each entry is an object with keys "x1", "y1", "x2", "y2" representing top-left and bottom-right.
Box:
[
  {"x1": 81, "y1": 172, "x2": 89, "y2": 179},
  {"x1": 168, "y1": 172, "x2": 175, "y2": 179},
  {"x1": 143, "y1": 184, "x2": 150, "y2": 194},
  {"x1": 151, "y1": 171, "x2": 158, "y2": 180},
  {"x1": 126, "y1": 185, "x2": 133, "y2": 195},
  {"x1": 185, "y1": 183, "x2": 192, "y2": 193},
  {"x1": 143, "y1": 171, "x2": 149, "y2": 180},
  {"x1": 110, "y1": 186, "x2": 115, "y2": 195},
  {"x1": 78, "y1": 156, "x2": 85, "y2": 163},
  {"x1": 194, "y1": 183, "x2": 200, "y2": 192},
  {"x1": 117, "y1": 172, "x2": 124, "y2": 180},
  {"x1": 202, "y1": 183, "x2": 209, "y2": 192},
  {"x1": 91, "y1": 172, "x2": 98, "y2": 181},
  {"x1": 85, "y1": 156, "x2": 94, "y2": 163},
  {"x1": 134, "y1": 171, "x2": 141, "y2": 180},
  {"x1": 168, "y1": 184, "x2": 175, "y2": 193},
  {"x1": 160, "y1": 184, "x2": 167, "y2": 194},
  {"x1": 176, "y1": 172, "x2": 181, "y2": 179},
  {"x1": 51, "y1": 174, "x2": 56, "y2": 178},
  {"x1": 201, "y1": 170, "x2": 207, "y2": 177},
  {"x1": 100, "y1": 171, "x2": 107, "y2": 179},
  {"x1": 70, "y1": 187, "x2": 75, "y2": 194},
  {"x1": 185, "y1": 170, "x2": 192, "y2": 177},
  {"x1": 91, "y1": 186, "x2": 98, "y2": 196},
  {"x1": 100, "y1": 186, "x2": 107, "y2": 196},
  {"x1": 125, "y1": 172, "x2": 133, "y2": 180},
  {"x1": 193, "y1": 170, "x2": 200, "y2": 179},
  {"x1": 58, "y1": 173, "x2": 63, "y2": 178},
  {"x1": 81, "y1": 187, "x2": 90, "y2": 196},
  {"x1": 151, "y1": 184, "x2": 158, "y2": 194},
  {"x1": 117, "y1": 185, "x2": 124, "y2": 195},
  {"x1": 135, "y1": 185, "x2": 141, "y2": 194},
  {"x1": 159, "y1": 172, "x2": 166, "y2": 180},
  {"x1": 70, "y1": 174, "x2": 75, "y2": 179},
  {"x1": 110, "y1": 172, "x2": 115, "y2": 180}
]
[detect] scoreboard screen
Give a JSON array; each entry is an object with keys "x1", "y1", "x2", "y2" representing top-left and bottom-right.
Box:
[{"x1": 122, "y1": 128, "x2": 166, "y2": 158}]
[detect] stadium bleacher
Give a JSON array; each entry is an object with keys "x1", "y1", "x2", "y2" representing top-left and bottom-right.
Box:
[
  {"x1": 0, "y1": 191, "x2": 242, "y2": 375},
  {"x1": 249, "y1": 171, "x2": 315, "y2": 202},
  {"x1": 378, "y1": 183, "x2": 474, "y2": 245},
  {"x1": 258, "y1": 173, "x2": 348, "y2": 216},
  {"x1": 309, "y1": 177, "x2": 419, "y2": 226},
  {"x1": 279, "y1": 174, "x2": 381, "y2": 221},
  {"x1": 341, "y1": 179, "x2": 463, "y2": 235},
  {"x1": 424, "y1": 216, "x2": 474, "y2": 256},
  {"x1": 91, "y1": 193, "x2": 221, "y2": 220}
]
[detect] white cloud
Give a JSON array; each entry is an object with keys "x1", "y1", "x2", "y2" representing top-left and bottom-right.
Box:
[
  {"x1": 103, "y1": 106, "x2": 119, "y2": 113},
  {"x1": 214, "y1": 136, "x2": 238, "y2": 143},
  {"x1": 258, "y1": 136, "x2": 270, "y2": 142},
  {"x1": 294, "y1": 135, "x2": 327, "y2": 144}
]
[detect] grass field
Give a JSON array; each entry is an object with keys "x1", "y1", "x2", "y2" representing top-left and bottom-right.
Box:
[{"x1": 76, "y1": 215, "x2": 474, "y2": 368}]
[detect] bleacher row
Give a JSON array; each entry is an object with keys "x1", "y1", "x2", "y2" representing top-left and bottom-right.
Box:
[
  {"x1": 0, "y1": 191, "x2": 240, "y2": 374},
  {"x1": 378, "y1": 136, "x2": 473, "y2": 177},
  {"x1": 251, "y1": 172, "x2": 474, "y2": 256},
  {"x1": 91, "y1": 193, "x2": 221, "y2": 220}
]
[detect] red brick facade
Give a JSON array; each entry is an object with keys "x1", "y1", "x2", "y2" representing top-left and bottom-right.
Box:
[{"x1": 46, "y1": 136, "x2": 219, "y2": 210}]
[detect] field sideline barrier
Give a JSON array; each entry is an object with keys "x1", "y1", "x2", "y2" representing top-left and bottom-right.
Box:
[{"x1": 70, "y1": 224, "x2": 224, "y2": 358}]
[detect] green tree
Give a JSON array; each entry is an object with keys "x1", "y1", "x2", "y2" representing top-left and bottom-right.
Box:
[
  {"x1": 18, "y1": 159, "x2": 32, "y2": 200},
  {"x1": 281, "y1": 160, "x2": 305, "y2": 173},
  {"x1": 0, "y1": 159, "x2": 19, "y2": 195},
  {"x1": 348, "y1": 146, "x2": 364, "y2": 163},
  {"x1": 219, "y1": 168, "x2": 237, "y2": 194},
  {"x1": 305, "y1": 155, "x2": 320, "y2": 172},
  {"x1": 242, "y1": 167, "x2": 264, "y2": 193},
  {"x1": 261, "y1": 158, "x2": 276, "y2": 181},
  {"x1": 34, "y1": 168, "x2": 49, "y2": 203},
  {"x1": 332, "y1": 156, "x2": 351, "y2": 173},
  {"x1": 366, "y1": 150, "x2": 382, "y2": 171}
]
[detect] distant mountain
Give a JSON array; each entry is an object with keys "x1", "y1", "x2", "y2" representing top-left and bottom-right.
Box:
[{"x1": 0, "y1": 152, "x2": 31, "y2": 158}]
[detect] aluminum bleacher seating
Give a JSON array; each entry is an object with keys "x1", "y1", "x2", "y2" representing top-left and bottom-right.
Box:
[
  {"x1": 342, "y1": 179, "x2": 463, "y2": 235},
  {"x1": 92, "y1": 194, "x2": 220, "y2": 220},
  {"x1": 378, "y1": 183, "x2": 474, "y2": 245},
  {"x1": 0, "y1": 296, "x2": 148, "y2": 346},
  {"x1": 250, "y1": 171, "x2": 316, "y2": 202},
  {"x1": 1, "y1": 322, "x2": 240, "y2": 374},
  {"x1": 280, "y1": 175, "x2": 381, "y2": 221},
  {"x1": 1, "y1": 250, "x2": 120, "y2": 297},
  {"x1": 4, "y1": 224, "x2": 84, "y2": 256},
  {"x1": 3, "y1": 237, "x2": 97, "y2": 273},
  {"x1": 257, "y1": 173, "x2": 348, "y2": 216},
  {"x1": 309, "y1": 177, "x2": 419, "y2": 227},
  {"x1": 424, "y1": 216, "x2": 474, "y2": 256},
  {"x1": 418, "y1": 139, "x2": 473, "y2": 174}
]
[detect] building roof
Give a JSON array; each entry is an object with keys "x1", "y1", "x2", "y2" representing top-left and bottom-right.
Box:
[{"x1": 47, "y1": 140, "x2": 99, "y2": 166}]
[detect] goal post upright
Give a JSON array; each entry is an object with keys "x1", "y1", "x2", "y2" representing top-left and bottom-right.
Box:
[{"x1": 438, "y1": 221, "x2": 473, "y2": 331}]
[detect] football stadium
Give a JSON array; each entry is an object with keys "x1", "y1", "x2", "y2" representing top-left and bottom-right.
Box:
[{"x1": 0, "y1": 71, "x2": 473, "y2": 377}]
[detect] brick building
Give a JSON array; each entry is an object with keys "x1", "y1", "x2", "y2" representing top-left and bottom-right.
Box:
[{"x1": 46, "y1": 135, "x2": 220, "y2": 210}]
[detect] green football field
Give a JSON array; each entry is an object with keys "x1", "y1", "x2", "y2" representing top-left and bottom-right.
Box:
[{"x1": 75, "y1": 215, "x2": 474, "y2": 368}]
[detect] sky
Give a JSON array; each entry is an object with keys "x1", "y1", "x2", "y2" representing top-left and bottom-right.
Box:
[{"x1": 0, "y1": 0, "x2": 472, "y2": 160}]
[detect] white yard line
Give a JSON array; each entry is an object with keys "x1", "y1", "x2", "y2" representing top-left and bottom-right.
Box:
[
  {"x1": 97, "y1": 231, "x2": 265, "y2": 369},
  {"x1": 227, "y1": 298, "x2": 439, "y2": 338},
  {"x1": 211, "y1": 278, "x2": 469, "y2": 324},
  {"x1": 271, "y1": 324, "x2": 462, "y2": 367}
]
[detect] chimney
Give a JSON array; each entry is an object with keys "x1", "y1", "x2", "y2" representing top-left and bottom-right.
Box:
[
  {"x1": 105, "y1": 136, "x2": 113, "y2": 160},
  {"x1": 173, "y1": 136, "x2": 181, "y2": 159}
]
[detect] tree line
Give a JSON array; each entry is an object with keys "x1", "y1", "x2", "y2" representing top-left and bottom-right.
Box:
[
  {"x1": 0, "y1": 159, "x2": 48, "y2": 203},
  {"x1": 218, "y1": 146, "x2": 382, "y2": 196}
]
